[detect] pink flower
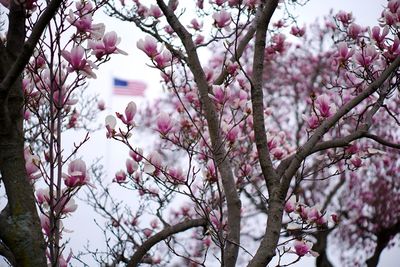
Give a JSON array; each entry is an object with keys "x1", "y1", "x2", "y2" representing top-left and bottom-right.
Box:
[
  {"x1": 137, "y1": 36, "x2": 159, "y2": 58},
  {"x1": 290, "y1": 26, "x2": 306, "y2": 37},
  {"x1": 315, "y1": 94, "x2": 335, "y2": 118},
  {"x1": 168, "y1": 167, "x2": 185, "y2": 184},
  {"x1": 213, "y1": 0, "x2": 226, "y2": 6},
  {"x1": 116, "y1": 101, "x2": 136, "y2": 126},
  {"x1": 63, "y1": 159, "x2": 89, "y2": 187},
  {"x1": 154, "y1": 50, "x2": 172, "y2": 68},
  {"x1": 58, "y1": 251, "x2": 73, "y2": 267},
  {"x1": 67, "y1": 12, "x2": 105, "y2": 39},
  {"x1": 24, "y1": 148, "x2": 41, "y2": 180},
  {"x1": 36, "y1": 188, "x2": 50, "y2": 205},
  {"x1": 189, "y1": 18, "x2": 203, "y2": 31},
  {"x1": 113, "y1": 170, "x2": 127, "y2": 183},
  {"x1": 244, "y1": 0, "x2": 260, "y2": 9},
  {"x1": 293, "y1": 240, "x2": 318, "y2": 257},
  {"x1": 350, "y1": 156, "x2": 362, "y2": 168},
  {"x1": 88, "y1": 31, "x2": 127, "y2": 59},
  {"x1": 129, "y1": 148, "x2": 143, "y2": 162},
  {"x1": 336, "y1": 10, "x2": 353, "y2": 25},
  {"x1": 226, "y1": 126, "x2": 239, "y2": 143},
  {"x1": 105, "y1": 115, "x2": 117, "y2": 138},
  {"x1": 126, "y1": 158, "x2": 138, "y2": 174},
  {"x1": 40, "y1": 214, "x2": 51, "y2": 236},
  {"x1": 284, "y1": 196, "x2": 296, "y2": 213},
  {"x1": 213, "y1": 11, "x2": 231, "y2": 28},
  {"x1": 156, "y1": 112, "x2": 173, "y2": 135},
  {"x1": 148, "y1": 5, "x2": 163, "y2": 19},
  {"x1": 143, "y1": 151, "x2": 163, "y2": 174},
  {"x1": 97, "y1": 99, "x2": 106, "y2": 110},
  {"x1": 370, "y1": 26, "x2": 389, "y2": 45},
  {"x1": 354, "y1": 45, "x2": 379, "y2": 67},
  {"x1": 334, "y1": 42, "x2": 355, "y2": 66},
  {"x1": 194, "y1": 34, "x2": 205, "y2": 45},
  {"x1": 302, "y1": 114, "x2": 319, "y2": 129},
  {"x1": 347, "y1": 23, "x2": 364, "y2": 39},
  {"x1": 143, "y1": 228, "x2": 153, "y2": 238},
  {"x1": 56, "y1": 197, "x2": 78, "y2": 214}
]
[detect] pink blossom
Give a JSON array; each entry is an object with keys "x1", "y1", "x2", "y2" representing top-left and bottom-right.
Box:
[
  {"x1": 336, "y1": 10, "x2": 353, "y2": 25},
  {"x1": 148, "y1": 5, "x2": 163, "y2": 19},
  {"x1": 24, "y1": 148, "x2": 41, "y2": 180},
  {"x1": 36, "y1": 188, "x2": 50, "y2": 205},
  {"x1": 213, "y1": 11, "x2": 231, "y2": 28},
  {"x1": 350, "y1": 156, "x2": 362, "y2": 168},
  {"x1": 189, "y1": 18, "x2": 203, "y2": 31},
  {"x1": 63, "y1": 159, "x2": 89, "y2": 187},
  {"x1": 61, "y1": 46, "x2": 96, "y2": 78},
  {"x1": 40, "y1": 214, "x2": 51, "y2": 236},
  {"x1": 143, "y1": 151, "x2": 162, "y2": 174},
  {"x1": 88, "y1": 31, "x2": 127, "y2": 59},
  {"x1": 57, "y1": 197, "x2": 78, "y2": 214},
  {"x1": 334, "y1": 42, "x2": 355, "y2": 66},
  {"x1": 194, "y1": 34, "x2": 205, "y2": 45},
  {"x1": 116, "y1": 101, "x2": 136, "y2": 125},
  {"x1": 388, "y1": 0, "x2": 400, "y2": 13},
  {"x1": 354, "y1": 45, "x2": 379, "y2": 67},
  {"x1": 228, "y1": 0, "x2": 240, "y2": 6},
  {"x1": 156, "y1": 112, "x2": 173, "y2": 135},
  {"x1": 226, "y1": 126, "x2": 239, "y2": 143},
  {"x1": 293, "y1": 240, "x2": 318, "y2": 257},
  {"x1": 129, "y1": 148, "x2": 143, "y2": 162},
  {"x1": 315, "y1": 94, "x2": 335, "y2": 118},
  {"x1": 97, "y1": 99, "x2": 106, "y2": 110},
  {"x1": 370, "y1": 26, "x2": 389, "y2": 45},
  {"x1": 126, "y1": 159, "x2": 138, "y2": 174},
  {"x1": 58, "y1": 251, "x2": 73, "y2": 267},
  {"x1": 347, "y1": 23, "x2": 364, "y2": 39},
  {"x1": 209, "y1": 85, "x2": 230, "y2": 104},
  {"x1": 213, "y1": 0, "x2": 226, "y2": 6},
  {"x1": 307, "y1": 206, "x2": 326, "y2": 225},
  {"x1": 168, "y1": 167, "x2": 185, "y2": 184},
  {"x1": 67, "y1": 109, "x2": 79, "y2": 129},
  {"x1": 137, "y1": 36, "x2": 159, "y2": 58},
  {"x1": 113, "y1": 170, "x2": 127, "y2": 183},
  {"x1": 244, "y1": 0, "x2": 260, "y2": 9},
  {"x1": 67, "y1": 12, "x2": 105, "y2": 39},
  {"x1": 284, "y1": 196, "x2": 296, "y2": 213},
  {"x1": 205, "y1": 160, "x2": 217, "y2": 183},
  {"x1": 105, "y1": 115, "x2": 117, "y2": 138},
  {"x1": 143, "y1": 228, "x2": 153, "y2": 238},
  {"x1": 290, "y1": 26, "x2": 306, "y2": 37},
  {"x1": 154, "y1": 50, "x2": 172, "y2": 68}
]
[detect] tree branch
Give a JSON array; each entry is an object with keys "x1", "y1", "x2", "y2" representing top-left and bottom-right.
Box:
[
  {"x1": 156, "y1": 1, "x2": 242, "y2": 266},
  {"x1": 127, "y1": 218, "x2": 207, "y2": 267},
  {"x1": 213, "y1": 6, "x2": 265, "y2": 85},
  {"x1": 0, "y1": 0, "x2": 64, "y2": 96},
  {"x1": 249, "y1": 0, "x2": 279, "y2": 193}
]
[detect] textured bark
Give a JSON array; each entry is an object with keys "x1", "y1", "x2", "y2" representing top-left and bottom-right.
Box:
[
  {"x1": 366, "y1": 221, "x2": 400, "y2": 267},
  {"x1": 0, "y1": 0, "x2": 64, "y2": 266},
  {"x1": 156, "y1": 1, "x2": 242, "y2": 266},
  {"x1": 314, "y1": 231, "x2": 334, "y2": 267}
]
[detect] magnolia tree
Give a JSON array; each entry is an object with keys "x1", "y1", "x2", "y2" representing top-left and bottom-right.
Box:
[{"x1": 0, "y1": 0, "x2": 399, "y2": 267}]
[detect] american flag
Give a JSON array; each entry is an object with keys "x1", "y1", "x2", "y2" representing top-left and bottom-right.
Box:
[{"x1": 112, "y1": 78, "x2": 147, "y2": 96}]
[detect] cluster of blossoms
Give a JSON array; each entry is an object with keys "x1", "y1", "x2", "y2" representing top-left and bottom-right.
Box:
[{"x1": 95, "y1": 0, "x2": 400, "y2": 266}]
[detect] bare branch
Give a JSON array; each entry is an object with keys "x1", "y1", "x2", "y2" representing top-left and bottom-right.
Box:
[
  {"x1": 127, "y1": 218, "x2": 207, "y2": 267},
  {"x1": 156, "y1": 1, "x2": 242, "y2": 265}
]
